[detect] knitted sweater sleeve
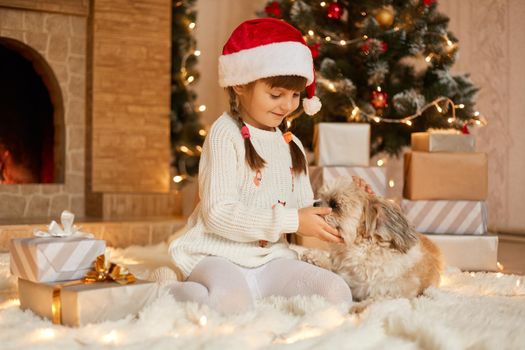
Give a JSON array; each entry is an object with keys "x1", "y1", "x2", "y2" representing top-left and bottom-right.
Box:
[
  {"x1": 293, "y1": 136, "x2": 315, "y2": 209},
  {"x1": 199, "y1": 124, "x2": 299, "y2": 243}
]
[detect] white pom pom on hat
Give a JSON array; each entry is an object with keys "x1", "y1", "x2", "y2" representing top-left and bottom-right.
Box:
[{"x1": 218, "y1": 18, "x2": 322, "y2": 116}]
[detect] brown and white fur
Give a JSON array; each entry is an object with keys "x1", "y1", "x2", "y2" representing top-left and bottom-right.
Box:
[{"x1": 301, "y1": 177, "x2": 443, "y2": 303}]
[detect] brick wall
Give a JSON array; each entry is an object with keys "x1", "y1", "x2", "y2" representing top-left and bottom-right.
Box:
[{"x1": 90, "y1": 0, "x2": 171, "y2": 193}]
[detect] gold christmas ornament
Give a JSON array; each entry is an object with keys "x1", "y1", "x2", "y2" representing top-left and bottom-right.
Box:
[{"x1": 374, "y1": 6, "x2": 395, "y2": 28}]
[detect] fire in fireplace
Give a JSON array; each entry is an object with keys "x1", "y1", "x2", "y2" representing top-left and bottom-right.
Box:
[{"x1": 0, "y1": 39, "x2": 59, "y2": 184}]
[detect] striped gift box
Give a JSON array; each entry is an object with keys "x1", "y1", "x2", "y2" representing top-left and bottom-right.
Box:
[
  {"x1": 9, "y1": 237, "x2": 106, "y2": 283},
  {"x1": 402, "y1": 199, "x2": 487, "y2": 235},
  {"x1": 309, "y1": 166, "x2": 387, "y2": 197}
]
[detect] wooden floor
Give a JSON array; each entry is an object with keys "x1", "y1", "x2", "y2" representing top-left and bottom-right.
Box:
[{"x1": 498, "y1": 234, "x2": 525, "y2": 275}]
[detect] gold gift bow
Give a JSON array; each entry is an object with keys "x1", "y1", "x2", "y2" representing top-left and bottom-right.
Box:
[{"x1": 51, "y1": 254, "x2": 136, "y2": 325}]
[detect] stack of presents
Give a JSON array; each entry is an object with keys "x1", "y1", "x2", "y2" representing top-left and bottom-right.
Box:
[
  {"x1": 299, "y1": 123, "x2": 498, "y2": 271},
  {"x1": 9, "y1": 211, "x2": 158, "y2": 326}
]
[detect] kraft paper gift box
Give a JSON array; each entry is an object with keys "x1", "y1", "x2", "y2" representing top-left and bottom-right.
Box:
[
  {"x1": 402, "y1": 199, "x2": 487, "y2": 235},
  {"x1": 424, "y1": 234, "x2": 498, "y2": 271},
  {"x1": 411, "y1": 132, "x2": 476, "y2": 152},
  {"x1": 309, "y1": 166, "x2": 387, "y2": 197},
  {"x1": 403, "y1": 151, "x2": 488, "y2": 200},
  {"x1": 313, "y1": 123, "x2": 370, "y2": 166},
  {"x1": 18, "y1": 278, "x2": 158, "y2": 327},
  {"x1": 10, "y1": 236, "x2": 106, "y2": 283}
]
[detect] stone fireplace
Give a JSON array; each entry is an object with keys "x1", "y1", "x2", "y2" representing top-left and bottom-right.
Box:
[
  {"x1": 0, "y1": 3, "x2": 86, "y2": 218},
  {"x1": 0, "y1": 1, "x2": 185, "y2": 249}
]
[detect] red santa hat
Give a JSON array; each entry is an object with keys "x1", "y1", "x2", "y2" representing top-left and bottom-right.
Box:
[{"x1": 218, "y1": 18, "x2": 321, "y2": 116}]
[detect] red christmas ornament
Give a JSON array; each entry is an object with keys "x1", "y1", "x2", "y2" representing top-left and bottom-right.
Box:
[
  {"x1": 461, "y1": 124, "x2": 470, "y2": 134},
  {"x1": 423, "y1": 0, "x2": 437, "y2": 6},
  {"x1": 371, "y1": 90, "x2": 388, "y2": 109},
  {"x1": 308, "y1": 43, "x2": 321, "y2": 59},
  {"x1": 265, "y1": 1, "x2": 282, "y2": 18},
  {"x1": 380, "y1": 41, "x2": 388, "y2": 53},
  {"x1": 360, "y1": 39, "x2": 387, "y2": 55},
  {"x1": 327, "y1": 2, "x2": 344, "y2": 20}
]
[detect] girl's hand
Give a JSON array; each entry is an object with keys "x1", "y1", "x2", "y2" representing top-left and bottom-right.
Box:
[
  {"x1": 352, "y1": 176, "x2": 375, "y2": 195},
  {"x1": 297, "y1": 207, "x2": 343, "y2": 243}
]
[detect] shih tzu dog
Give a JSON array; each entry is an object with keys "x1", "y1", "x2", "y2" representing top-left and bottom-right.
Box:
[{"x1": 300, "y1": 177, "x2": 443, "y2": 303}]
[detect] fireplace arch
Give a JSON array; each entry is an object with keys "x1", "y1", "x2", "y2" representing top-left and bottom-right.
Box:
[{"x1": 0, "y1": 37, "x2": 65, "y2": 184}]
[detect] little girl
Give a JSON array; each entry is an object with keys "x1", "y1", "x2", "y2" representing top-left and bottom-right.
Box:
[{"x1": 169, "y1": 18, "x2": 352, "y2": 313}]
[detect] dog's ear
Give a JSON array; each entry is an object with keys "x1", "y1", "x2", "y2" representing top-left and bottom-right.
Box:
[{"x1": 368, "y1": 199, "x2": 418, "y2": 253}]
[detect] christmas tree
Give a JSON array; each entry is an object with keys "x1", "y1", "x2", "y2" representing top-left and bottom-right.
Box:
[
  {"x1": 171, "y1": 0, "x2": 206, "y2": 184},
  {"x1": 259, "y1": 0, "x2": 486, "y2": 155}
]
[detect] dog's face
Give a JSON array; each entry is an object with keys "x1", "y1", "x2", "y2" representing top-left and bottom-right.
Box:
[{"x1": 318, "y1": 177, "x2": 417, "y2": 253}]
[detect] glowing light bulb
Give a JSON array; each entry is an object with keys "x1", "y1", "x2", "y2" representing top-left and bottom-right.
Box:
[
  {"x1": 377, "y1": 86, "x2": 382, "y2": 92},
  {"x1": 102, "y1": 330, "x2": 119, "y2": 345},
  {"x1": 474, "y1": 111, "x2": 480, "y2": 116},
  {"x1": 189, "y1": 22, "x2": 196, "y2": 29},
  {"x1": 363, "y1": 35, "x2": 368, "y2": 40},
  {"x1": 287, "y1": 120, "x2": 292, "y2": 128},
  {"x1": 328, "y1": 83, "x2": 336, "y2": 91},
  {"x1": 388, "y1": 180, "x2": 395, "y2": 188},
  {"x1": 458, "y1": 103, "x2": 465, "y2": 109},
  {"x1": 180, "y1": 146, "x2": 189, "y2": 153},
  {"x1": 497, "y1": 262, "x2": 504, "y2": 271},
  {"x1": 196, "y1": 145, "x2": 202, "y2": 152},
  {"x1": 173, "y1": 175, "x2": 183, "y2": 183},
  {"x1": 351, "y1": 107, "x2": 359, "y2": 117},
  {"x1": 194, "y1": 50, "x2": 201, "y2": 56},
  {"x1": 435, "y1": 104, "x2": 443, "y2": 113},
  {"x1": 475, "y1": 120, "x2": 482, "y2": 125},
  {"x1": 373, "y1": 117, "x2": 381, "y2": 123},
  {"x1": 447, "y1": 117, "x2": 453, "y2": 123},
  {"x1": 198, "y1": 129, "x2": 207, "y2": 136},
  {"x1": 198, "y1": 104, "x2": 206, "y2": 112},
  {"x1": 199, "y1": 315, "x2": 208, "y2": 326},
  {"x1": 405, "y1": 120, "x2": 413, "y2": 126},
  {"x1": 187, "y1": 76, "x2": 195, "y2": 83},
  {"x1": 447, "y1": 39, "x2": 453, "y2": 46},
  {"x1": 325, "y1": 36, "x2": 331, "y2": 41},
  {"x1": 308, "y1": 30, "x2": 314, "y2": 36},
  {"x1": 377, "y1": 159, "x2": 384, "y2": 167},
  {"x1": 320, "y1": 1, "x2": 326, "y2": 7},
  {"x1": 339, "y1": 40, "x2": 346, "y2": 45},
  {"x1": 425, "y1": 55, "x2": 432, "y2": 62}
]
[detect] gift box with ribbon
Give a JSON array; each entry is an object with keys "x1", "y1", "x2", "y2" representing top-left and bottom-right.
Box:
[
  {"x1": 18, "y1": 253, "x2": 159, "y2": 327},
  {"x1": 9, "y1": 211, "x2": 106, "y2": 283},
  {"x1": 411, "y1": 130, "x2": 476, "y2": 153}
]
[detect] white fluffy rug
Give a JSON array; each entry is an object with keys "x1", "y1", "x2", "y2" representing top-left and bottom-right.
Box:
[{"x1": 1, "y1": 243, "x2": 525, "y2": 350}]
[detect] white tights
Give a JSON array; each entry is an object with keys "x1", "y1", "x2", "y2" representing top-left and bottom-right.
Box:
[{"x1": 169, "y1": 256, "x2": 352, "y2": 314}]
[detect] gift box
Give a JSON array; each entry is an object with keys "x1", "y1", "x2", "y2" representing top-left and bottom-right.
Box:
[
  {"x1": 411, "y1": 132, "x2": 476, "y2": 152},
  {"x1": 313, "y1": 123, "x2": 370, "y2": 166},
  {"x1": 10, "y1": 237, "x2": 106, "y2": 283},
  {"x1": 309, "y1": 166, "x2": 387, "y2": 197},
  {"x1": 296, "y1": 234, "x2": 498, "y2": 272},
  {"x1": 424, "y1": 234, "x2": 498, "y2": 271},
  {"x1": 402, "y1": 199, "x2": 487, "y2": 234},
  {"x1": 403, "y1": 152, "x2": 488, "y2": 200},
  {"x1": 9, "y1": 210, "x2": 106, "y2": 283},
  {"x1": 18, "y1": 278, "x2": 158, "y2": 327}
]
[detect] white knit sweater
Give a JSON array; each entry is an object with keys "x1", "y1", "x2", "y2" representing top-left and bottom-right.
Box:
[{"x1": 169, "y1": 112, "x2": 314, "y2": 278}]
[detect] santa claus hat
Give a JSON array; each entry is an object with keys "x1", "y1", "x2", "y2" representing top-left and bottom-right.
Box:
[{"x1": 218, "y1": 18, "x2": 321, "y2": 116}]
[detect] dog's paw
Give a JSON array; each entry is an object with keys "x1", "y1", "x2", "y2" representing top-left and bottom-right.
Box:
[{"x1": 349, "y1": 299, "x2": 374, "y2": 314}]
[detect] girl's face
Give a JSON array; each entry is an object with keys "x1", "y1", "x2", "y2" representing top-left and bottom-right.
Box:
[{"x1": 235, "y1": 80, "x2": 301, "y2": 131}]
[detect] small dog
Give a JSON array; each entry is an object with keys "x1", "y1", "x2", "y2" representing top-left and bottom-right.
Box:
[{"x1": 301, "y1": 177, "x2": 443, "y2": 303}]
